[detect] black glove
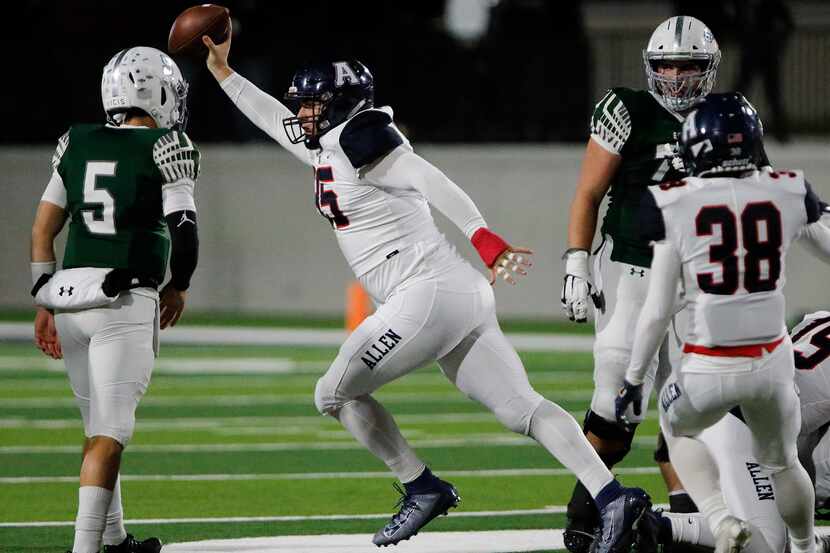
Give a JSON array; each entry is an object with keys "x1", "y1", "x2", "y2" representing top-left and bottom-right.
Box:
[{"x1": 615, "y1": 380, "x2": 643, "y2": 425}]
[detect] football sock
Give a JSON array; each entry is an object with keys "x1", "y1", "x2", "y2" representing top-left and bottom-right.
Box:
[
  {"x1": 663, "y1": 511, "x2": 714, "y2": 547},
  {"x1": 669, "y1": 490, "x2": 699, "y2": 513},
  {"x1": 403, "y1": 467, "x2": 442, "y2": 494},
  {"x1": 336, "y1": 394, "x2": 425, "y2": 483},
  {"x1": 771, "y1": 462, "x2": 815, "y2": 552},
  {"x1": 566, "y1": 480, "x2": 599, "y2": 530},
  {"x1": 73, "y1": 486, "x2": 113, "y2": 553},
  {"x1": 527, "y1": 400, "x2": 614, "y2": 498},
  {"x1": 102, "y1": 475, "x2": 128, "y2": 546}
]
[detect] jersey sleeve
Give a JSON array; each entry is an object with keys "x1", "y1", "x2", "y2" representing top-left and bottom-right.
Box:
[
  {"x1": 51, "y1": 129, "x2": 70, "y2": 172},
  {"x1": 220, "y1": 72, "x2": 312, "y2": 166},
  {"x1": 638, "y1": 188, "x2": 667, "y2": 243},
  {"x1": 339, "y1": 110, "x2": 404, "y2": 169},
  {"x1": 805, "y1": 180, "x2": 829, "y2": 224},
  {"x1": 153, "y1": 130, "x2": 200, "y2": 216},
  {"x1": 590, "y1": 88, "x2": 633, "y2": 155},
  {"x1": 42, "y1": 130, "x2": 70, "y2": 208}
]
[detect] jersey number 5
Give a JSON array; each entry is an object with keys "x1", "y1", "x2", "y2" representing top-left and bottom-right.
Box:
[
  {"x1": 81, "y1": 161, "x2": 117, "y2": 235},
  {"x1": 695, "y1": 202, "x2": 782, "y2": 294},
  {"x1": 793, "y1": 317, "x2": 830, "y2": 371},
  {"x1": 315, "y1": 166, "x2": 349, "y2": 229}
]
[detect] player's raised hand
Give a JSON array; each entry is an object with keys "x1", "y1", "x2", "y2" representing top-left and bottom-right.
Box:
[
  {"x1": 34, "y1": 307, "x2": 62, "y2": 359},
  {"x1": 490, "y1": 247, "x2": 534, "y2": 286},
  {"x1": 160, "y1": 283, "x2": 187, "y2": 329},
  {"x1": 203, "y1": 20, "x2": 233, "y2": 81}
]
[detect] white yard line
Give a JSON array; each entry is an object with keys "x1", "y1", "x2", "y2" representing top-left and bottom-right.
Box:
[
  {"x1": 0, "y1": 466, "x2": 660, "y2": 484},
  {"x1": 0, "y1": 323, "x2": 594, "y2": 351},
  {"x1": 0, "y1": 433, "x2": 658, "y2": 454},
  {"x1": 162, "y1": 530, "x2": 566, "y2": 553}
]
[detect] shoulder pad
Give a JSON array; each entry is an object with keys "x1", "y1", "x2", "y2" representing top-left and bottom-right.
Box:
[
  {"x1": 340, "y1": 109, "x2": 403, "y2": 169},
  {"x1": 51, "y1": 129, "x2": 70, "y2": 172},
  {"x1": 590, "y1": 88, "x2": 633, "y2": 155},
  {"x1": 153, "y1": 130, "x2": 200, "y2": 184},
  {"x1": 638, "y1": 188, "x2": 666, "y2": 243}
]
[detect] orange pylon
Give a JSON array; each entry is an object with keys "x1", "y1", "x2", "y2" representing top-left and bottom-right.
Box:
[{"x1": 346, "y1": 281, "x2": 373, "y2": 332}]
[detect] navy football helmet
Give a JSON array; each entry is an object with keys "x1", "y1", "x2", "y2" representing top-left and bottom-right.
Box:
[
  {"x1": 679, "y1": 92, "x2": 765, "y2": 177},
  {"x1": 283, "y1": 60, "x2": 374, "y2": 148}
]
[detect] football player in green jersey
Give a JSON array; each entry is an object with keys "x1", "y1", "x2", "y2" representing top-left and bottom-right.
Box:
[
  {"x1": 560, "y1": 16, "x2": 726, "y2": 552},
  {"x1": 30, "y1": 47, "x2": 200, "y2": 553}
]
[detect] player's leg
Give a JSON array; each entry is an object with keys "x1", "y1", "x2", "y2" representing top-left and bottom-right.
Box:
[
  {"x1": 314, "y1": 278, "x2": 477, "y2": 546},
  {"x1": 660, "y1": 368, "x2": 753, "y2": 553},
  {"x1": 740, "y1": 340, "x2": 816, "y2": 553},
  {"x1": 78, "y1": 294, "x2": 158, "y2": 553},
  {"x1": 565, "y1": 239, "x2": 657, "y2": 552},
  {"x1": 439, "y1": 311, "x2": 652, "y2": 553}
]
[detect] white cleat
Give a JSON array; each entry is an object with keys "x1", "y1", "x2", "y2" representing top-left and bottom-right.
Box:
[{"x1": 714, "y1": 517, "x2": 751, "y2": 553}]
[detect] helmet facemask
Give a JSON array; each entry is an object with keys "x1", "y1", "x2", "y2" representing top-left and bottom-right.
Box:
[
  {"x1": 644, "y1": 53, "x2": 720, "y2": 112},
  {"x1": 283, "y1": 89, "x2": 333, "y2": 145}
]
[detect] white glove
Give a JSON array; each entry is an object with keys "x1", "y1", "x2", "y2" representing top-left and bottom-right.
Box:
[{"x1": 560, "y1": 249, "x2": 603, "y2": 323}]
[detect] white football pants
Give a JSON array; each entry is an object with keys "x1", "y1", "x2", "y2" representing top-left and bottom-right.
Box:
[
  {"x1": 591, "y1": 236, "x2": 667, "y2": 423},
  {"x1": 55, "y1": 290, "x2": 158, "y2": 447}
]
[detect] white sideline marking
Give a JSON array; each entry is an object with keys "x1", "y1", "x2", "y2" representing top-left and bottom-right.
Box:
[
  {"x1": 162, "y1": 530, "x2": 565, "y2": 553},
  {"x1": 0, "y1": 508, "x2": 566, "y2": 528},
  {"x1": 0, "y1": 323, "x2": 594, "y2": 351},
  {"x1": 0, "y1": 433, "x2": 658, "y2": 454},
  {"x1": 0, "y1": 466, "x2": 660, "y2": 484}
]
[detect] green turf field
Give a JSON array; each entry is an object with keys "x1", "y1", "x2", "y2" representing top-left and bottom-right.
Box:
[{"x1": 0, "y1": 339, "x2": 665, "y2": 552}]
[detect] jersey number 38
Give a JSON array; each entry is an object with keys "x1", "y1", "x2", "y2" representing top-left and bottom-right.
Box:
[{"x1": 695, "y1": 201, "x2": 782, "y2": 295}]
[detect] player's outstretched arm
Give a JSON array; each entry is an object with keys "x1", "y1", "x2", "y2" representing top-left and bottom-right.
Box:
[
  {"x1": 203, "y1": 29, "x2": 310, "y2": 165},
  {"x1": 365, "y1": 146, "x2": 532, "y2": 285}
]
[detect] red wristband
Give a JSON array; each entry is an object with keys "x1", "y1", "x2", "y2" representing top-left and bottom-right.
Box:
[{"x1": 471, "y1": 227, "x2": 510, "y2": 268}]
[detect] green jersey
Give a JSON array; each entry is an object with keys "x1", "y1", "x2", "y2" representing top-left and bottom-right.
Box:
[
  {"x1": 590, "y1": 87, "x2": 685, "y2": 268},
  {"x1": 52, "y1": 124, "x2": 199, "y2": 284}
]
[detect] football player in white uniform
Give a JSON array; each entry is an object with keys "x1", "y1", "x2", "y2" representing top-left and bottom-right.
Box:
[
  {"x1": 636, "y1": 312, "x2": 830, "y2": 553},
  {"x1": 615, "y1": 93, "x2": 830, "y2": 553},
  {"x1": 202, "y1": 29, "x2": 652, "y2": 550}
]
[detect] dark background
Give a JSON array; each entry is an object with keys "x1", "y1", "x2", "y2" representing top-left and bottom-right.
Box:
[{"x1": 3, "y1": 0, "x2": 817, "y2": 144}]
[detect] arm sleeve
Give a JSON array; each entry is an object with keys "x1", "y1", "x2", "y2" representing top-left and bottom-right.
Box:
[
  {"x1": 220, "y1": 72, "x2": 311, "y2": 166},
  {"x1": 153, "y1": 131, "x2": 199, "y2": 215},
  {"x1": 589, "y1": 89, "x2": 631, "y2": 156},
  {"x1": 40, "y1": 170, "x2": 67, "y2": 209},
  {"x1": 165, "y1": 210, "x2": 199, "y2": 291},
  {"x1": 626, "y1": 241, "x2": 682, "y2": 385},
  {"x1": 364, "y1": 146, "x2": 487, "y2": 239},
  {"x1": 798, "y1": 216, "x2": 830, "y2": 264}
]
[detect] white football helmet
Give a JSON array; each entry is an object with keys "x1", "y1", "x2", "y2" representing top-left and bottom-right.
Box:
[
  {"x1": 101, "y1": 47, "x2": 189, "y2": 129},
  {"x1": 643, "y1": 16, "x2": 721, "y2": 112}
]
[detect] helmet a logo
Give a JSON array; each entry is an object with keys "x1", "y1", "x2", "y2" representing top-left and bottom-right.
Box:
[{"x1": 333, "y1": 62, "x2": 359, "y2": 87}]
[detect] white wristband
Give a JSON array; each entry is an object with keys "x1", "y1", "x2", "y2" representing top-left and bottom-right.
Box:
[
  {"x1": 31, "y1": 261, "x2": 56, "y2": 286},
  {"x1": 563, "y1": 249, "x2": 590, "y2": 280}
]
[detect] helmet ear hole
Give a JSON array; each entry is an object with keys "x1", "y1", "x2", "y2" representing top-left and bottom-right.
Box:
[
  {"x1": 128, "y1": 72, "x2": 135, "y2": 84},
  {"x1": 161, "y1": 87, "x2": 167, "y2": 106}
]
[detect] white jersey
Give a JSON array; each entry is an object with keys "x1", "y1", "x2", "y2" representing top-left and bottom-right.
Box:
[
  {"x1": 792, "y1": 311, "x2": 830, "y2": 436},
  {"x1": 220, "y1": 73, "x2": 487, "y2": 295},
  {"x1": 646, "y1": 169, "x2": 824, "y2": 347}
]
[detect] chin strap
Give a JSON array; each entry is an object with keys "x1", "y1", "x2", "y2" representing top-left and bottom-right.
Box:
[{"x1": 471, "y1": 228, "x2": 509, "y2": 268}]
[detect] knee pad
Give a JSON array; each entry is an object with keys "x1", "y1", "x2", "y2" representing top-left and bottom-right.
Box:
[
  {"x1": 583, "y1": 409, "x2": 636, "y2": 466},
  {"x1": 494, "y1": 395, "x2": 544, "y2": 435}
]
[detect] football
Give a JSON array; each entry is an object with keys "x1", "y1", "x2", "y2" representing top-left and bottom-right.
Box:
[{"x1": 168, "y1": 4, "x2": 231, "y2": 56}]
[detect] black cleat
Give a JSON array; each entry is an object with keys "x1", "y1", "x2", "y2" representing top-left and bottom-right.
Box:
[
  {"x1": 593, "y1": 487, "x2": 652, "y2": 553},
  {"x1": 372, "y1": 480, "x2": 460, "y2": 546},
  {"x1": 103, "y1": 534, "x2": 162, "y2": 553},
  {"x1": 633, "y1": 508, "x2": 666, "y2": 553},
  {"x1": 565, "y1": 527, "x2": 599, "y2": 553}
]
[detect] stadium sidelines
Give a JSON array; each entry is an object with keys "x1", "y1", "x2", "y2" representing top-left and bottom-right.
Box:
[{"x1": 0, "y1": 323, "x2": 594, "y2": 352}]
